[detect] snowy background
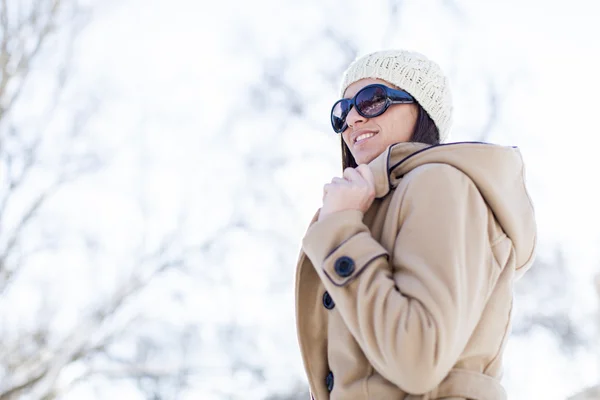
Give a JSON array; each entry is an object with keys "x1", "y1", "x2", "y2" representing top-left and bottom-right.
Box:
[{"x1": 1, "y1": 0, "x2": 600, "y2": 399}]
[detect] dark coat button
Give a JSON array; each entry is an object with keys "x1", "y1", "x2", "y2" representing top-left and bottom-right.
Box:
[
  {"x1": 326, "y1": 371, "x2": 334, "y2": 392},
  {"x1": 334, "y1": 256, "x2": 355, "y2": 277},
  {"x1": 322, "y1": 291, "x2": 335, "y2": 310}
]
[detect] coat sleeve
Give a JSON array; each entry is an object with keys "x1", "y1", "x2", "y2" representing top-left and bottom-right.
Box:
[{"x1": 301, "y1": 164, "x2": 504, "y2": 394}]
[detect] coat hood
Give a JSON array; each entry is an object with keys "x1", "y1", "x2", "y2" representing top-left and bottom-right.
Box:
[{"x1": 367, "y1": 141, "x2": 537, "y2": 278}]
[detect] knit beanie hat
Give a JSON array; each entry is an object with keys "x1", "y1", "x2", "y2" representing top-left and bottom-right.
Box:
[{"x1": 340, "y1": 49, "x2": 453, "y2": 142}]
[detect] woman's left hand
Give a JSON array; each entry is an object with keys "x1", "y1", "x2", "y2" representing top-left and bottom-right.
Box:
[{"x1": 319, "y1": 164, "x2": 376, "y2": 222}]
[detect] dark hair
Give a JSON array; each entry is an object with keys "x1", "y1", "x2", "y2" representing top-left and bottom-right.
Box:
[{"x1": 341, "y1": 104, "x2": 440, "y2": 170}]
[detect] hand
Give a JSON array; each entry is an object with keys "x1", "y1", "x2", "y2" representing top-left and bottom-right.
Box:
[{"x1": 319, "y1": 164, "x2": 376, "y2": 221}]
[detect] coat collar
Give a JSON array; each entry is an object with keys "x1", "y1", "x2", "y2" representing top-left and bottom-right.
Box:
[{"x1": 367, "y1": 142, "x2": 431, "y2": 199}]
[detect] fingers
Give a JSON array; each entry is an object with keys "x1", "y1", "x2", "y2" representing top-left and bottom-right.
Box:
[
  {"x1": 322, "y1": 166, "x2": 375, "y2": 214},
  {"x1": 323, "y1": 183, "x2": 330, "y2": 201},
  {"x1": 325, "y1": 166, "x2": 373, "y2": 200},
  {"x1": 331, "y1": 177, "x2": 347, "y2": 185},
  {"x1": 343, "y1": 167, "x2": 362, "y2": 182},
  {"x1": 344, "y1": 165, "x2": 374, "y2": 189},
  {"x1": 355, "y1": 164, "x2": 375, "y2": 187}
]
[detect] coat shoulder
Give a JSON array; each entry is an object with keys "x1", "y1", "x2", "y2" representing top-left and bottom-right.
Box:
[{"x1": 399, "y1": 162, "x2": 476, "y2": 196}]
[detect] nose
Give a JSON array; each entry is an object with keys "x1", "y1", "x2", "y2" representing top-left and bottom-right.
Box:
[{"x1": 345, "y1": 105, "x2": 365, "y2": 128}]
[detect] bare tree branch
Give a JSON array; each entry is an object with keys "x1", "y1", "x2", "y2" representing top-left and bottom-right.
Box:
[
  {"x1": 0, "y1": 235, "x2": 190, "y2": 399},
  {"x1": 0, "y1": 178, "x2": 62, "y2": 291},
  {"x1": 0, "y1": 368, "x2": 48, "y2": 400},
  {"x1": 0, "y1": 0, "x2": 60, "y2": 121},
  {"x1": 0, "y1": 0, "x2": 11, "y2": 106}
]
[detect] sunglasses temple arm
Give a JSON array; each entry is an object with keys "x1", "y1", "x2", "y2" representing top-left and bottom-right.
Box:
[{"x1": 389, "y1": 95, "x2": 415, "y2": 103}]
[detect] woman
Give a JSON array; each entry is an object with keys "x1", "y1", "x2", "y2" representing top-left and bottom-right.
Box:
[{"x1": 294, "y1": 50, "x2": 536, "y2": 400}]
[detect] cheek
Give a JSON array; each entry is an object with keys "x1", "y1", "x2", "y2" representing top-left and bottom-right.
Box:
[
  {"x1": 387, "y1": 107, "x2": 418, "y2": 136},
  {"x1": 408, "y1": 105, "x2": 419, "y2": 128},
  {"x1": 342, "y1": 131, "x2": 352, "y2": 147}
]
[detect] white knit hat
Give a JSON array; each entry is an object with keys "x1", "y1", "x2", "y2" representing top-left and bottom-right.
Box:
[{"x1": 340, "y1": 49, "x2": 453, "y2": 142}]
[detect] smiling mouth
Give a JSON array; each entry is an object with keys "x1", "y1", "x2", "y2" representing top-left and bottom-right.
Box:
[{"x1": 355, "y1": 132, "x2": 377, "y2": 144}]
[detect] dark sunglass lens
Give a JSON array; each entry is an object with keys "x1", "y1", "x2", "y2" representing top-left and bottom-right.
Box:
[
  {"x1": 331, "y1": 100, "x2": 349, "y2": 132},
  {"x1": 356, "y1": 86, "x2": 387, "y2": 117}
]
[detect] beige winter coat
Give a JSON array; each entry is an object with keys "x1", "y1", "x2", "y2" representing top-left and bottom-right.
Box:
[{"x1": 295, "y1": 142, "x2": 537, "y2": 399}]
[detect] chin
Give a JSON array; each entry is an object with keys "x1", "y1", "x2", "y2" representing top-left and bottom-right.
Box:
[
  {"x1": 352, "y1": 149, "x2": 379, "y2": 165},
  {"x1": 353, "y1": 154, "x2": 375, "y2": 165}
]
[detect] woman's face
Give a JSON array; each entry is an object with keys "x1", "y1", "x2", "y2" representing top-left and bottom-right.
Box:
[{"x1": 342, "y1": 78, "x2": 418, "y2": 165}]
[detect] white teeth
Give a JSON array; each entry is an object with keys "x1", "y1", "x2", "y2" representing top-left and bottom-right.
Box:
[{"x1": 355, "y1": 133, "x2": 375, "y2": 143}]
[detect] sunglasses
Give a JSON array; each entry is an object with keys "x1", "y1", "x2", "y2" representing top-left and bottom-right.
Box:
[{"x1": 330, "y1": 84, "x2": 415, "y2": 133}]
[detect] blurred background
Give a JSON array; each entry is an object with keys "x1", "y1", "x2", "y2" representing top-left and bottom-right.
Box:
[{"x1": 1, "y1": 0, "x2": 599, "y2": 399}]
